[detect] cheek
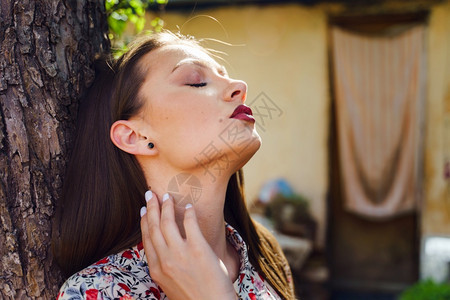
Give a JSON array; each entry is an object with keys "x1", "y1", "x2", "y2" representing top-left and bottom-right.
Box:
[
  {"x1": 180, "y1": 101, "x2": 219, "y2": 126},
  {"x1": 175, "y1": 112, "x2": 223, "y2": 150},
  {"x1": 153, "y1": 108, "x2": 212, "y2": 144},
  {"x1": 147, "y1": 94, "x2": 223, "y2": 141}
]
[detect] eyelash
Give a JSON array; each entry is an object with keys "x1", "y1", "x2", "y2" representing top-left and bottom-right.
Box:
[{"x1": 187, "y1": 83, "x2": 207, "y2": 88}]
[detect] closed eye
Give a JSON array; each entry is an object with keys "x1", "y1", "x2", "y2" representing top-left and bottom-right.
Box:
[{"x1": 187, "y1": 83, "x2": 207, "y2": 88}]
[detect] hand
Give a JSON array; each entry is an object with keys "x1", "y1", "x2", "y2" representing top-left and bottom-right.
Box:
[{"x1": 140, "y1": 191, "x2": 237, "y2": 300}]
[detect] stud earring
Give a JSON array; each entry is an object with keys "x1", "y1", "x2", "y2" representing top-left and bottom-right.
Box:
[{"x1": 148, "y1": 142, "x2": 154, "y2": 149}]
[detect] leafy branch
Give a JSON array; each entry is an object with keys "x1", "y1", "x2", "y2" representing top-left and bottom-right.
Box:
[{"x1": 105, "y1": 0, "x2": 168, "y2": 55}]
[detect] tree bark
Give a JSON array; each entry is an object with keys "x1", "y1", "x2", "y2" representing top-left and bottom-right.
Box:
[{"x1": 0, "y1": 0, "x2": 109, "y2": 298}]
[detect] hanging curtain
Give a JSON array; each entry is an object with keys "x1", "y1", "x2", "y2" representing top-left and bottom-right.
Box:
[{"x1": 331, "y1": 24, "x2": 426, "y2": 219}]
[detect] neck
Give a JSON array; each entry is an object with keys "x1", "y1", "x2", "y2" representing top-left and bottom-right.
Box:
[{"x1": 143, "y1": 161, "x2": 233, "y2": 260}]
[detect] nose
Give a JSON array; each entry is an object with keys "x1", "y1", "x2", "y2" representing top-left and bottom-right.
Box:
[{"x1": 224, "y1": 80, "x2": 247, "y2": 103}]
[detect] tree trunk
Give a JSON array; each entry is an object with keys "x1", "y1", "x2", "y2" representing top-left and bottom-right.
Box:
[{"x1": 0, "y1": 0, "x2": 109, "y2": 298}]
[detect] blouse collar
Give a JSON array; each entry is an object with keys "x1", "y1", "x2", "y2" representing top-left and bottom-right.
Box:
[{"x1": 135, "y1": 223, "x2": 249, "y2": 273}]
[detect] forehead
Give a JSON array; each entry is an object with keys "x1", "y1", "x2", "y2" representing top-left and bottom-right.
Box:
[{"x1": 140, "y1": 44, "x2": 222, "y2": 75}]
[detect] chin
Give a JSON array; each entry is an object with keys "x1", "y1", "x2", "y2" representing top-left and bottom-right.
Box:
[
  {"x1": 250, "y1": 127, "x2": 262, "y2": 150},
  {"x1": 234, "y1": 133, "x2": 261, "y2": 170}
]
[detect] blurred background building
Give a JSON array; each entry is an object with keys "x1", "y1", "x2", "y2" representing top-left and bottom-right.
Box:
[{"x1": 130, "y1": 0, "x2": 450, "y2": 298}]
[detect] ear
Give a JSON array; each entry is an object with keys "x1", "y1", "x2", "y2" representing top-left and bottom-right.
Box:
[{"x1": 110, "y1": 120, "x2": 155, "y2": 155}]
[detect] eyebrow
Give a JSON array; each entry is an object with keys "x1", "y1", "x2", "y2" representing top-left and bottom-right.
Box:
[{"x1": 171, "y1": 59, "x2": 227, "y2": 76}]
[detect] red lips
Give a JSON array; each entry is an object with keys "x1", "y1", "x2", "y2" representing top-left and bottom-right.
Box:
[{"x1": 230, "y1": 105, "x2": 255, "y2": 123}]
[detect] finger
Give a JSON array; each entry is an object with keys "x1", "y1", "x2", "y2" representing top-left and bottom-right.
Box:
[
  {"x1": 160, "y1": 193, "x2": 183, "y2": 246},
  {"x1": 141, "y1": 197, "x2": 159, "y2": 264},
  {"x1": 140, "y1": 209, "x2": 158, "y2": 264},
  {"x1": 144, "y1": 191, "x2": 169, "y2": 257},
  {"x1": 183, "y1": 204, "x2": 206, "y2": 243}
]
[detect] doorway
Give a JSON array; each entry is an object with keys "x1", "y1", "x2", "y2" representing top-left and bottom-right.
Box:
[{"x1": 326, "y1": 12, "x2": 427, "y2": 299}]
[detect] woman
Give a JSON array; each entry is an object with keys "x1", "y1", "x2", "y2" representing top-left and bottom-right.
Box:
[{"x1": 53, "y1": 31, "x2": 295, "y2": 300}]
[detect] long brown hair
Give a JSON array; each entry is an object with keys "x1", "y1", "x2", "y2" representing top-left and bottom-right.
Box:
[{"x1": 52, "y1": 31, "x2": 294, "y2": 299}]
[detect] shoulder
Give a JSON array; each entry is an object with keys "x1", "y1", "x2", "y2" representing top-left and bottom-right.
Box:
[{"x1": 57, "y1": 248, "x2": 164, "y2": 300}]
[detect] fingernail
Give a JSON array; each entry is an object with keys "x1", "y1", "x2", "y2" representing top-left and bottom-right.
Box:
[
  {"x1": 185, "y1": 203, "x2": 192, "y2": 209},
  {"x1": 145, "y1": 190, "x2": 153, "y2": 202},
  {"x1": 162, "y1": 193, "x2": 170, "y2": 202},
  {"x1": 140, "y1": 206, "x2": 147, "y2": 217}
]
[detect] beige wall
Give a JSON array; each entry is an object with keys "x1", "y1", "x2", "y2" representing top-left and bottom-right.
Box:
[
  {"x1": 423, "y1": 1, "x2": 450, "y2": 237},
  {"x1": 150, "y1": 4, "x2": 330, "y2": 246}
]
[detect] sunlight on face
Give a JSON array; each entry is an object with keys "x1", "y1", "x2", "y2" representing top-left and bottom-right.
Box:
[{"x1": 135, "y1": 43, "x2": 261, "y2": 178}]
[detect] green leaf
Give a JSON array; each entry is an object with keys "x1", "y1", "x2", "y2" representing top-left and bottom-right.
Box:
[
  {"x1": 129, "y1": 0, "x2": 143, "y2": 9},
  {"x1": 135, "y1": 6, "x2": 145, "y2": 17},
  {"x1": 105, "y1": 0, "x2": 118, "y2": 11},
  {"x1": 128, "y1": 14, "x2": 139, "y2": 24},
  {"x1": 110, "y1": 11, "x2": 128, "y2": 22},
  {"x1": 400, "y1": 279, "x2": 450, "y2": 300},
  {"x1": 106, "y1": 0, "x2": 168, "y2": 48},
  {"x1": 108, "y1": 13, "x2": 127, "y2": 36},
  {"x1": 135, "y1": 18, "x2": 145, "y2": 33}
]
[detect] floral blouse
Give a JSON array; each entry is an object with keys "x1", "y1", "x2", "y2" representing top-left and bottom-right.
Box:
[{"x1": 57, "y1": 224, "x2": 287, "y2": 300}]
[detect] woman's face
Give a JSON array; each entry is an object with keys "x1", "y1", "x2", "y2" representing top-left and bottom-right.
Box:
[{"x1": 135, "y1": 43, "x2": 261, "y2": 177}]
